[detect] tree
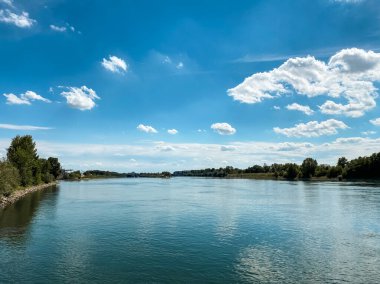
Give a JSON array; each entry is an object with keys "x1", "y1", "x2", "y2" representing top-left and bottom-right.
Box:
[
  {"x1": 40, "y1": 158, "x2": 54, "y2": 183},
  {"x1": 0, "y1": 160, "x2": 20, "y2": 196},
  {"x1": 48, "y1": 157, "x2": 61, "y2": 179},
  {"x1": 337, "y1": 157, "x2": 348, "y2": 168},
  {"x1": 7, "y1": 135, "x2": 39, "y2": 186},
  {"x1": 301, "y1": 158, "x2": 318, "y2": 178},
  {"x1": 284, "y1": 163, "x2": 300, "y2": 180}
]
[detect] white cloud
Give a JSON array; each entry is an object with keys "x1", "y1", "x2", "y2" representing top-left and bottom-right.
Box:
[
  {"x1": 273, "y1": 105, "x2": 281, "y2": 110},
  {"x1": 361, "y1": 131, "x2": 376, "y2": 135},
  {"x1": 221, "y1": 145, "x2": 237, "y2": 151},
  {"x1": 333, "y1": 0, "x2": 364, "y2": 3},
  {"x1": 0, "y1": 9, "x2": 35, "y2": 28},
  {"x1": 102, "y1": 55, "x2": 127, "y2": 73},
  {"x1": 370, "y1": 118, "x2": 380, "y2": 126},
  {"x1": 21, "y1": 91, "x2": 51, "y2": 103},
  {"x1": 3, "y1": 93, "x2": 30, "y2": 105},
  {"x1": 0, "y1": 123, "x2": 52, "y2": 130},
  {"x1": 228, "y1": 48, "x2": 380, "y2": 117},
  {"x1": 167, "y1": 129, "x2": 178, "y2": 135},
  {"x1": 137, "y1": 124, "x2": 158, "y2": 133},
  {"x1": 3, "y1": 91, "x2": 50, "y2": 105},
  {"x1": 1, "y1": 136, "x2": 378, "y2": 172},
  {"x1": 0, "y1": 0, "x2": 14, "y2": 7},
  {"x1": 156, "y1": 145, "x2": 175, "y2": 152},
  {"x1": 50, "y1": 24, "x2": 66, "y2": 32},
  {"x1": 176, "y1": 62, "x2": 184, "y2": 69},
  {"x1": 286, "y1": 103, "x2": 314, "y2": 115},
  {"x1": 274, "y1": 119, "x2": 349, "y2": 137},
  {"x1": 60, "y1": 86, "x2": 99, "y2": 111},
  {"x1": 211, "y1": 123, "x2": 236, "y2": 135}
]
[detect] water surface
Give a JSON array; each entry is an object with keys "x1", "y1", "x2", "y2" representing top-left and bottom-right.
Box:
[{"x1": 1, "y1": 178, "x2": 379, "y2": 283}]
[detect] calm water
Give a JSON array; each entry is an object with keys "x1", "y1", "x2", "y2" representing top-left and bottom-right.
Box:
[{"x1": 0, "y1": 178, "x2": 380, "y2": 283}]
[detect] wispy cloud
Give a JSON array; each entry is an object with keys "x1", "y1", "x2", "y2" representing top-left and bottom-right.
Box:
[
  {"x1": 0, "y1": 9, "x2": 35, "y2": 28},
  {"x1": 50, "y1": 24, "x2": 66, "y2": 32},
  {"x1": 3, "y1": 91, "x2": 50, "y2": 105},
  {"x1": 0, "y1": 124, "x2": 52, "y2": 130},
  {"x1": 0, "y1": 0, "x2": 14, "y2": 7}
]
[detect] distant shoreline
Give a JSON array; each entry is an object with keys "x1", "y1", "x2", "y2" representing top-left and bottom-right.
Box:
[{"x1": 0, "y1": 182, "x2": 58, "y2": 210}]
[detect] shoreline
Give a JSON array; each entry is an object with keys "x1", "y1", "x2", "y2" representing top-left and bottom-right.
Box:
[{"x1": 0, "y1": 182, "x2": 58, "y2": 210}]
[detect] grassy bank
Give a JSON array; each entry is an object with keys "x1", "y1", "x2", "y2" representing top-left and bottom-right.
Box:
[{"x1": 0, "y1": 182, "x2": 58, "y2": 210}]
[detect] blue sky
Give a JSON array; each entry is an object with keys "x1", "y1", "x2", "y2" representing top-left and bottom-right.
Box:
[{"x1": 1, "y1": 0, "x2": 380, "y2": 171}]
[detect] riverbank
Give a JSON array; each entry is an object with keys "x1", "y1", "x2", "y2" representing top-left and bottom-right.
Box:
[{"x1": 0, "y1": 182, "x2": 58, "y2": 210}]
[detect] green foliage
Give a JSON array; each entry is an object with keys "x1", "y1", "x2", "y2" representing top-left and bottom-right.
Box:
[
  {"x1": 337, "y1": 157, "x2": 348, "y2": 168},
  {"x1": 0, "y1": 135, "x2": 61, "y2": 196},
  {"x1": 301, "y1": 158, "x2": 318, "y2": 178},
  {"x1": 48, "y1": 157, "x2": 61, "y2": 179},
  {"x1": 0, "y1": 160, "x2": 20, "y2": 196},
  {"x1": 7, "y1": 135, "x2": 39, "y2": 186},
  {"x1": 327, "y1": 166, "x2": 342, "y2": 178},
  {"x1": 62, "y1": 170, "x2": 82, "y2": 180},
  {"x1": 315, "y1": 164, "x2": 330, "y2": 177},
  {"x1": 284, "y1": 163, "x2": 300, "y2": 180},
  {"x1": 344, "y1": 153, "x2": 380, "y2": 179}
]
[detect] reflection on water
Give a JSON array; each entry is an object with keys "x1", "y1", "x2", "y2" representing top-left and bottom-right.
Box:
[
  {"x1": 0, "y1": 179, "x2": 379, "y2": 283},
  {"x1": 0, "y1": 185, "x2": 58, "y2": 239}
]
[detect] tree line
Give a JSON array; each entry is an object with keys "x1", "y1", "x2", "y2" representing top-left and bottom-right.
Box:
[
  {"x1": 173, "y1": 153, "x2": 380, "y2": 180},
  {"x1": 0, "y1": 135, "x2": 61, "y2": 196}
]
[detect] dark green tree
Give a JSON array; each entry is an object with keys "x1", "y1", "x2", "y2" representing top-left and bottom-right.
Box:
[
  {"x1": 7, "y1": 135, "x2": 39, "y2": 186},
  {"x1": 337, "y1": 157, "x2": 348, "y2": 168},
  {"x1": 48, "y1": 157, "x2": 61, "y2": 179},
  {"x1": 301, "y1": 158, "x2": 318, "y2": 178},
  {"x1": 284, "y1": 163, "x2": 300, "y2": 180}
]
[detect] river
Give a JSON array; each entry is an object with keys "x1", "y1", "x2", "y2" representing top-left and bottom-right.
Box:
[{"x1": 1, "y1": 178, "x2": 379, "y2": 283}]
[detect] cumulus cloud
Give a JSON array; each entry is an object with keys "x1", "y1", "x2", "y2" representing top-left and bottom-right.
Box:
[
  {"x1": 286, "y1": 103, "x2": 314, "y2": 115},
  {"x1": 228, "y1": 48, "x2": 380, "y2": 117},
  {"x1": 273, "y1": 105, "x2": 281, "y2": 110},
  {"x1": 137, "y1": 124, "x2": 158, "y2": 133},
  {"x1": 102, "y1": 55, "x2": 127, "y2": 73},
  {"x1": 4, "y1": 93, "x2": 30, "y2": 105},
  {"x1": 370, "y1": 118, "x2": 380, "y2": 126},
  {"x1": 3, "y1": 91, "x2": 50, "y2": 105},
  {"x1": 0, "y1": 123, "x2": 52, "y2": 130},
  {"x1": 0, "y1": 9, "x2": 35, "y2": 28},
  {"x1": 60, "y1": 86, "x2": 99, "y2": 111},
  {"x1": 211, "y1": 123, "x2": 236, "y2": 135},
  {"x1": 274, "y1": 119, "x2": 349, "y2": 137},
  {"x1": 167, "y1": 129, "x2": 178, "y2": 135}
]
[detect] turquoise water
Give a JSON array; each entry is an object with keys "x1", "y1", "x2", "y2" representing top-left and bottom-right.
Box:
[{"x1": 0, "y1": 178, "x2": 380, "y2": 283}]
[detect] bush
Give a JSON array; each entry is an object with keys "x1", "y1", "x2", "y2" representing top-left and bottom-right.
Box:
[{"x1": 0, "y1": 160, "x2": 20, "y2": 196}]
